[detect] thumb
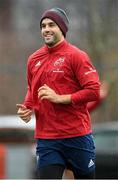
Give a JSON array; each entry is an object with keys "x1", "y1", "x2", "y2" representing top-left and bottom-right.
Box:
[{"x1": 16, "y1": 104, "x2": 26, "y2": 109}]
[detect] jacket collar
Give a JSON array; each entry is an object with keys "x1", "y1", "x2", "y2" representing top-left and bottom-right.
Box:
[{"x1": 45, "y1": 40, "x2": 68, "y2": 53}]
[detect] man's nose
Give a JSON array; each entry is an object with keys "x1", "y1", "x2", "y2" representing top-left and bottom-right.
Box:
[{"x1": 44, "y1": 25, "x2": 50, "y2": 32}]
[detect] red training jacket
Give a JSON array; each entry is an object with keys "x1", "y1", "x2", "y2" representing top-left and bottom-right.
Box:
[{"x1": 24, "y1": 40, "x2": 100, "y2": 139}]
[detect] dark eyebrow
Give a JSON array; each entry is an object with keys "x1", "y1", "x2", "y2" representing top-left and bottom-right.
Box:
[
  {"x1": 49, "y1": 22, "x2": 56, "y2": 25},
  {"x1": 41, "y1": 23, "x2": 45, "y2": 27},
  {"x1": 41, "y1": 21, "x2": 56, "y2": 27}
]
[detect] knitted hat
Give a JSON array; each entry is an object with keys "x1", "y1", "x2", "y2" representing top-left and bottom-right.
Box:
[{"x1": 40, "y1": 7, "x2": 69, "y2": 37}]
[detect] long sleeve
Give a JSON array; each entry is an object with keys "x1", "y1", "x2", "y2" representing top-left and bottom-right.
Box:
[
  {"x1": 23, "y1": 87, "x2": 33, "y2": 109},
  {"x1": 23, "y1": 57, "x2": 33, "y2": 109},
  {"x1": 71, "y1": 51, "x2": 100, "y2": 105},
  {"x1": 87, "y1": 100, "x2": 101, "y2": 112}
]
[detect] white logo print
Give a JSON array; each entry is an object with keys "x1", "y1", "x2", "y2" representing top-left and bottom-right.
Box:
[
  {"x1": 85, "y1": 67, "x2": 96, "y2": 75},
  {"x1": 88, "y1": 159, "x2": 94, "y2": 168},
  {"x1": 54, "y1": 57, "x2": 65, "y2": 66},
  {"x1": 35, "y1": 61, "x2": 41, "y2": 67}
]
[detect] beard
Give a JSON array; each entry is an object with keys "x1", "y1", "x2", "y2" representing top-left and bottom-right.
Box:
[{"x1": 43, "y1": 34, "x2": 59, "y2": 47}]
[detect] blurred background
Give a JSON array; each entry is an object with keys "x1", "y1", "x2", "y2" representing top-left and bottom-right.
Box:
[{"x1": 0, "y1": 0, "x2": 118, "y2": 179}]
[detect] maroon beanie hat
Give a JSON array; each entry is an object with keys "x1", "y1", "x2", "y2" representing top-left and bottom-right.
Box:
[{"x1": 40, "y1": 7, "x2": 69, "y2": 37}]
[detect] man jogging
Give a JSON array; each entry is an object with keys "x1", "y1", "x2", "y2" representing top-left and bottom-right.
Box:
[{"x1": 17, "y1": 7, "x2": 100, "y2": 179}]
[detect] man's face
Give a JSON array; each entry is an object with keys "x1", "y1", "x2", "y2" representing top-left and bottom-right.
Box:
[{"x1": 41, "y1": 18, "x2": 64, "y2": 47}]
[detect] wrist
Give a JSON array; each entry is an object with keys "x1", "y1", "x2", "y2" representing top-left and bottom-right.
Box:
[{"x1": 58, "y1": 94, "x2": 71, "y2": 104}]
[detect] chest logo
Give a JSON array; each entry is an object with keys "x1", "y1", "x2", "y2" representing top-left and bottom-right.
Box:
[
  {"x1": 54, "y1": 57, "x2": 65, "y2": 66},
  {"x1": 35, "y1": 61, "x2": 41, "y2": 67}
]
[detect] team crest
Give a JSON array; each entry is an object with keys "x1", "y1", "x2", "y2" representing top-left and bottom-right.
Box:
[{"x1": 54, "y1": 57, "x2": 65, "y2": 66}]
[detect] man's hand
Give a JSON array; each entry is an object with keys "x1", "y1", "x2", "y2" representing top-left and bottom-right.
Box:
[
  {"x1": 100, "y1": 81, "x2": 110, "y2": 99},
  {"x1": 38, "y1": 84, "x2": 71, "y2": 104},
  {"x1": 16, "y1": 104, "x2": 32, "y2": 123}
]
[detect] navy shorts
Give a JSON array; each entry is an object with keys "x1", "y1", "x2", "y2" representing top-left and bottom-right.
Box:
[{"x1": 36, "y1": 134, "x2": 95, "y2": 174}]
